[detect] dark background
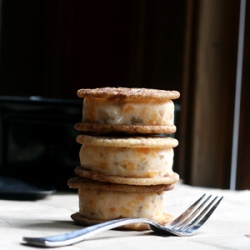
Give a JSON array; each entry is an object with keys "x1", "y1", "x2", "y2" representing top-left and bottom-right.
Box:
[{"x1": 0, "y1": 0, "x2": 249, "y2": 190}]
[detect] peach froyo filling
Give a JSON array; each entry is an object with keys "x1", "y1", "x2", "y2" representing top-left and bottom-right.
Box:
[
  {"x1": 82, "y1": 97, "x2": 174, "y2": 126},
  {"x1": 79, "y1": 145, "x2": 174, "y2": 178},
  {"x1": 78, "y1": 188, "x2": 164, "y2": 220}
]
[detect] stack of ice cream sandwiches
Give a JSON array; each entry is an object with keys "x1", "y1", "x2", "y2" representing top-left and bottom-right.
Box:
[{"x1": 68, "y1": 87, "x2": 180, "y2": 230}]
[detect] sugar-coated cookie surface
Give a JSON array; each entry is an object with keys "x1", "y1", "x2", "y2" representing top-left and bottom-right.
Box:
[
  {"x1": 77, "y1": 87, "x2": 180, "y2": 100},
  {"x1": 74, "y1": 123, "x2": 176, "y2": 134},
  {"x1": 76, "y1": 134, "x2": 179, "y2": 147},
  {"x1": 68, "y1": 177, "x2": 175, "y2": 192},
  {"x1": 73, "y1": 167, "x2": 179, "y2": 186},
  {"x1": 71, "y1": 212, "x2": 173, "y2": 231}
]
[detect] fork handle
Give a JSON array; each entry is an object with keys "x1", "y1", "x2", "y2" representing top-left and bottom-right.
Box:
[{"x1": 23, "y1": 218, "x2": 149, "y2": 247}]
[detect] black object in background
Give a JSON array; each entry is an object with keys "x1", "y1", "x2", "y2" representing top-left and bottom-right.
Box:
[
  {"x1": 0, "y1": 175, "x2": 55, "y2": 200},
  {"x1": 0, "y1": 96, "x2": 82, "y2": 191}
]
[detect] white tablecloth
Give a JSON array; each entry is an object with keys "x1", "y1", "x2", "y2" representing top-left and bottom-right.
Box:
[{"x1": 0, "y1": 183, "x2": 249, "y2": 249}]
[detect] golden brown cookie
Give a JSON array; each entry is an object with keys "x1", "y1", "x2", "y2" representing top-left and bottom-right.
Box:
[
  {"x1": 70, "y1": 212, "x2": 173, "y2": 231},
  {"x1": 74, "y1": 167, "x2": 179, "y2": 186},
  {"x1": 74, "y1": 123, "x2": 176, "y2": 134},
  {"x1": 68, "y1": 177, "x2": 175, "y2": 192},
  {"x1": 77, "y1": 87, "x2": 180, "y2": 100},
  {"x1": 76, "y1": 134, "x2": 179, "y2": 148}
]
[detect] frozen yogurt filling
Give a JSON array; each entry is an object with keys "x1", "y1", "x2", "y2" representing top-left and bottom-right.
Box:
[
  {"x1": 78, "y1": 188, "x2": 164, "y2": 220},
  {"x1": 82, "y1": 96, "x2": 174, "y2": 126},
  {"x1": 79, "y1": 145, "x2": 174, "y2": 178}
]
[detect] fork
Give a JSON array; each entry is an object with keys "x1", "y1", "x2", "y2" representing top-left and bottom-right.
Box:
[{"x1": 22, "y1": 193, "x2": 223, "y2": 247}]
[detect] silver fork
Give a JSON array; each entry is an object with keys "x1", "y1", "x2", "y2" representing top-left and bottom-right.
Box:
[{"x1": 22, "y1": 193, "x2": 223, "y2": 247}]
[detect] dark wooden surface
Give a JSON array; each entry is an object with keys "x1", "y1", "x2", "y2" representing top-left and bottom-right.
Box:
[
  {"x1": 179, "y1": 0, "x2": 249, "y2": 189},
  {"x1": 179, "y1": 0, "x2": 239, "y2": 189}
]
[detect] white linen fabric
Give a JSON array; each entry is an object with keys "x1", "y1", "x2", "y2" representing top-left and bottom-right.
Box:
[{"x1": 0, "y1": 183, "x2": 249, "y2": 250}]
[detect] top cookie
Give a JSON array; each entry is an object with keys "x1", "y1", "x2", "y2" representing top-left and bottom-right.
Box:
[{"x1": 77, "y1": 87, "x2": 180, "y2": 100}]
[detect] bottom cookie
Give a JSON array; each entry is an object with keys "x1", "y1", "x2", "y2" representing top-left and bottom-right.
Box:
[{"x1": 71, "y1": 212, "x2": 173, "y2": 231}]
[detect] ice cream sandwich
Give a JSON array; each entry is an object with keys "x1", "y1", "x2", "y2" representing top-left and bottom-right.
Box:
[
  {"x1": 75, "y1": 134, "x2": 179, "y2": 185},
  {"x1": 75, "y1": 87, "x2": 180, "y2": 134},
  {"x1": 68, "y1": 87, "x2": 180, "y2": 231}
]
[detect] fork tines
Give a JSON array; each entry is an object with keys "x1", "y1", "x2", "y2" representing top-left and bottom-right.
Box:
[{"x1": 170, "y1": 194, "x2": 223, "y2": 233}]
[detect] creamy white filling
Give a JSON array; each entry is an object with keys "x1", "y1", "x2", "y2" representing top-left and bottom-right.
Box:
[
  {"x1": 82, "y1": 97, "x2": 174, "y2": 125},
  {"x1": 79, "y1": 188, "x2": 164, "y2": 220},
  {"x1": 79, "y1": 145, "x2": 174, "y2": 178}
]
